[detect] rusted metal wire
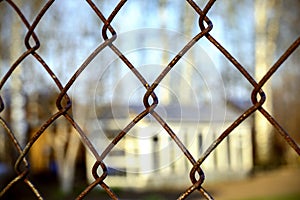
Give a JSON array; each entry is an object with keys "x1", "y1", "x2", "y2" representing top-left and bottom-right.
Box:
[{"x1": 0, "y1": 0, "x2": 299, "y2": 199}]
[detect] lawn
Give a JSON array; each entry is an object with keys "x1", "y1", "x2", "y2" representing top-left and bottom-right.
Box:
[{"x1": 241, "y1": 193, "x2": 300, "y2": 200}]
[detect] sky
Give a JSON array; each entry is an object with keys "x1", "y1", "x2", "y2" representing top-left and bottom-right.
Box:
[
  {"x1": 40, "y1": 0, "x2": 253, "y2": 106},
  {"x1": 1, "y1": 0, "x2": 256, "y2": 110}
]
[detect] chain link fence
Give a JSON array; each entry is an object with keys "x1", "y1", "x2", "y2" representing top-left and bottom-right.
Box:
[{"x1": 0, "y1": 0, "x2": 300, "y2": 199}]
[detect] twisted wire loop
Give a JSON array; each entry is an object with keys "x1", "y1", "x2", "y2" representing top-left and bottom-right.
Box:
[{"x1": 0, "y1": 0, "x2": 299, "y2": 200}]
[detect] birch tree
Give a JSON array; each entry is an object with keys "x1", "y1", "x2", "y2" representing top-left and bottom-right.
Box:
[
  {"x1": 254, "y1": 0, "x2": 282, "y2": 166},
  {"x1": 272, "y1": 0, "x2": 300, "y2": 165}
]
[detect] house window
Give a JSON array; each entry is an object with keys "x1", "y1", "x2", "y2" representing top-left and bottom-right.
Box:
[
  {"x1": 153, "y1": 136, "x2": 159, "y2": 171},
  {"x1": 226, "y1": 135, "x2": 231, "y2": 168},
  {"x1": 198, "y1": 133, "x2": 203, "y2": 156}
]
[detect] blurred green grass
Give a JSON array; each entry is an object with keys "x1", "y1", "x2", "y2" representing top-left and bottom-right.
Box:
[{"x1": 241, "y1": 193, "x2": 300, "y2": 200}]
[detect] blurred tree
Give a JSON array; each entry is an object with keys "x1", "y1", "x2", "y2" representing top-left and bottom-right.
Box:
[
  {"x1": 272, "y1": 0, "x2": 300, "y2": 165},
  {"x1": 253, "y1": 0, "x2": 282, "y2": 167},
  {"x1": 211, "y1": 0, "x2": 299, "y2": 167},
  {"x1": 9, "y1": 0, "x2": 28, "y2": 149},
  {"x1": 1, "y1": 0, "x2": 87, "y2": 194},
  {"x1": 0, "y1": 1, "x2": 14, "y2": 163},
  {"x1": 216, "y1": 0, "x2": 254, "y2": 100},
  {"x1": 252, "y1": 0, "x2": 300, "y2": 167}
]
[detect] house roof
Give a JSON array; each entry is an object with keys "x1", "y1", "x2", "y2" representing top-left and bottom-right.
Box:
[{"x1": 96, "y1": 102, "x2": 245, "y2": 123}]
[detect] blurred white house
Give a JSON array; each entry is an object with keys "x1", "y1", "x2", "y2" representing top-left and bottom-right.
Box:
[{"x1": 85, "y1": 102, "x2": 253, "y2": 190}]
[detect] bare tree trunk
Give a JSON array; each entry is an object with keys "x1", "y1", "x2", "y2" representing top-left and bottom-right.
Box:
[
  {"x1": 159, "y1": 0, "x2": 171, "y2": 105},
  {"x1": 179, "y1": 2, "x2": 195, "y2": 106},
  {"x1": 254, "y1": 0, "x2": 281, "y2": 166},
  {"x1": 10, "y1": 1, "x2": 27, "y2": 148},
  {"x1": 62, "y1": 129, "x2": 80, "y2": 193},
  {"x1": 54, "y1": 120, "x2": 81, "y2": 194}
]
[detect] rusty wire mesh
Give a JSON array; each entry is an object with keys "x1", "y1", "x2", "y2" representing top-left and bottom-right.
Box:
[{"x1": 0, "y1": 0, "x2": 300, "y2": 199}]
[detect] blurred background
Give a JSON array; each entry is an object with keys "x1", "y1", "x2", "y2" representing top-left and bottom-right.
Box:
[{"x1": 0, "y1": 0, "x2": 299, "y2": 199}]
